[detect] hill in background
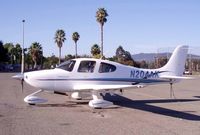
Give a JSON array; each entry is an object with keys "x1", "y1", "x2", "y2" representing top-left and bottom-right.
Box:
[{"x1": 132, "y1": 53, "x2": 200, "y2": 62}]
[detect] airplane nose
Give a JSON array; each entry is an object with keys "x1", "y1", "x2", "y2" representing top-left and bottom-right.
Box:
[
  {"x1": 24, "y1": 73, "x2": 28, "y2": 80},
  {"x1": 23, "y1": 72, "x2": 36, "y2": 87},
  {"x1": 23, "y1": 72, "x2": 31, "y2": 82},
  {"x1": 12, "y1": 73, "x2": 24, "y2": 80}
]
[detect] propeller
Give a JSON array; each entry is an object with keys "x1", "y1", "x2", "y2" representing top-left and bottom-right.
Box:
[
  {"x1": 19, "y1": 47, "x2": 25, "y2": 93},
  {"x1": 20, "y1": 47, "x2": 25, "y2": 93},
  {"x1": 21, "y1": 78, "x2": 24, "y2": 92},
  {"x1": 12, "y1": 20, "x2": 25, "y2": 92},
  {"x1": 12, "y1": 73, "x2": 24, "y2": 92},
  {"x1": 20, "y1": 19, "x2": 25, "y2": 93}
]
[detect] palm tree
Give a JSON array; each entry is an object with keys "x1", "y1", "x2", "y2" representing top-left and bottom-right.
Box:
[
  {"x1": 4, "y1": 43, "x2": 14, "y2": 64},
  {"x1": 0, "y1": 41, "x2": 7, "y2": 62},
  {"x1": 11, "y1": 44, "x2": 22, "y2": 64},
  {"x1": 96, "y1": 8, "x2": 108, "y2": 57},
  {"x1": 91, "y1": 44, "x2": 101, "y2": 58},
  {"x1": 28, "y1": 42, "x2": 43, "y2": 69},
  {"x1": 72, "y1": 32, "x2": 80, "y2": 58},
  {"x1": 54, "y1": 29, "x2": 66, "y2": 64}
]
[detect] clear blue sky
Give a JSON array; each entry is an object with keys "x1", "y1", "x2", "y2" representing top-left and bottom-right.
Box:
[{"x1": 0, "y1": 0, "x2": 200, "y2": 57}]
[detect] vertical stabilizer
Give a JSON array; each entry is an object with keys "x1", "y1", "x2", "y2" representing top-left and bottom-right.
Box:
[{"x1": 160, "y1": 45, "x2": 188, "y2": 76}]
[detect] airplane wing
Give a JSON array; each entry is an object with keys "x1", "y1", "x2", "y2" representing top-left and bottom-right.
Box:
[
  {"x1": 72, "y1": 78, "x2": 172, "y2": 91},
  {"x1": 73, "y1": 75, "x2": 194, "y2": 91},
  {"x1": 73, "y1": 84, "x2": 144, "y2": 91}
]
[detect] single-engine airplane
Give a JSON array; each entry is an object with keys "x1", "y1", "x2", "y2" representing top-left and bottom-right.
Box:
[{"x1": 13, "y1": 45, "x2": 190, "y2": 108}]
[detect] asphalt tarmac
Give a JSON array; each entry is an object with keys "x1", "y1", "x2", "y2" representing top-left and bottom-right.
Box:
[{"x1": 0, "y1": 73, "x2": 200, "y2": 135}]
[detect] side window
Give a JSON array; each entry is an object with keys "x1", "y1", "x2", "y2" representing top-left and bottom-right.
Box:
[
  {"x1": 99, "y1": 62, "x2": 116, "y2": 73},
  {"x1": 78, "y1": 61, "x2": 96, "y2": 73},
  {"x1": 57, "y1": 60, "x2": 76, "y2": 72}
]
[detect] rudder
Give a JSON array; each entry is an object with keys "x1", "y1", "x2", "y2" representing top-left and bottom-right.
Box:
[{"x1": 159, "y1": 45, "x2": 188, "y2": 76}]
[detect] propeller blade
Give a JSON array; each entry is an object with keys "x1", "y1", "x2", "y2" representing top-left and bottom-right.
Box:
[
  {"x1": 21, "y1": 78, "x2": 24, "y2": 93},
  {"x1": 11, "y1": 20, "x2": 26, "y2": 93},
  {"x1": 12, "y1": 73, "x2": 24, "y2": 80},
  {"x1": 12, "y1": 73, "x2": 24, "y2": 93}
]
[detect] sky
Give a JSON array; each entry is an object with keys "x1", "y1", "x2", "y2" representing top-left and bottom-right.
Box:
[{"x1": 0, "y1": 0, "x2": 200, "y2": 57}]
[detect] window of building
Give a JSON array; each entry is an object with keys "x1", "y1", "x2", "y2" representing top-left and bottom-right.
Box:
[
  {"x1": 78, "y1": 61, "x2": 96, "y2": 73},
  {"x1": 99, "y1": 62, "x2": 116, "y2": 73}
]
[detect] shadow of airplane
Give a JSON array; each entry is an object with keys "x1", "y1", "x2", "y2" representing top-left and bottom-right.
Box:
[
  {"x1": 35, "y1": 100, "x2": 89, "y2": 108},
  {"x1": 30, "y1": 93, "x2": 200, "y2": 121},
  {"x1": 102, "y1": 93, "x2": 200, "y2": 121},
  {"x1": 193, "y1": 96, "x2": 200, "y2": 99},
  {"x1": 35, "y1": 103, "x2": 78, "y2": 108}
]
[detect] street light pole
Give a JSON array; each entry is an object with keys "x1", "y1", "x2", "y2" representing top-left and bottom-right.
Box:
[{"x1": 21, "y1": 20, "x2": 25, "y2": 73}]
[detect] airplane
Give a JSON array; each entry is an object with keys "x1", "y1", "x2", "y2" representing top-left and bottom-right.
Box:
[{"x1": 13, "y1": 45, "x2": 190, "y2": 108}]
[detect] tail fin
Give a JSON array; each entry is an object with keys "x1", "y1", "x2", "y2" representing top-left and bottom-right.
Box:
[{"x1": 160, "y1": 45, "x2": 188, "y2": 76}]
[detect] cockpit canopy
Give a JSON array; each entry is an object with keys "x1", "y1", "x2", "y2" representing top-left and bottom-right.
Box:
[
  {"x1": 57, "y1": 59, "x2": 116, "y2": 73},
  {"x1": 57, "y1": 60, "x2": 76, "y2": 72},
  {"x1": 78, "y1": 61, "x2": 96, "y2": 73},
  {"x1": 99, "y1": 62, "x2": 116, "y2": 73}
]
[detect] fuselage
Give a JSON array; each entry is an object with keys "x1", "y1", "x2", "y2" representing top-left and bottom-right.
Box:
[{"x1": 24, "y1": 58, "x2": 168, "y2": 92}]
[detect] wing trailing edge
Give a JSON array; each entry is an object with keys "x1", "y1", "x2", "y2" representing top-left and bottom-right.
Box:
[{"x1": 73, "y1": 84, "x2": 143, "y2": 91}]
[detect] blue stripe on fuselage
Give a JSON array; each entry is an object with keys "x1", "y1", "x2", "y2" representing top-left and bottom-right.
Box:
[{"x1": 37, "y1": 78, "x2": 169, "y2": 83}]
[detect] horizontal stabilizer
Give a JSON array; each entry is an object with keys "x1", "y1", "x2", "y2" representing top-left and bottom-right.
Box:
[{"x1": 160, "y1": 75, "x2": 194, "y2": 80}]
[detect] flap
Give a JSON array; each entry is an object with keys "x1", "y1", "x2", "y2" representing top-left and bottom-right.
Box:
[{"x1": 73, "y1": 84, "x2": 136, "y2": 91}]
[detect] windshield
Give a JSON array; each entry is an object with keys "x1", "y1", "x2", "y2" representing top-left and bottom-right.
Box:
[{"x1": 57, "y1": 60, "x2": 76, "y2": 72}]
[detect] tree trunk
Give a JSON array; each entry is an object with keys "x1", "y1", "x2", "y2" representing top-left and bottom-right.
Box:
[
  {"x1": 101, "y1": 24, "x2": 103, "y2": 57},
  {"x1": 59, "y1": 47, "x2": 61, "y2": 64},
  {"x1": 34, "y1": 60, "x2": 37, "y2": 69}
]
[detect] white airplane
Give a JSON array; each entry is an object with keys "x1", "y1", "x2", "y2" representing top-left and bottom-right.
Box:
[{"x1": 13, "y1": 45, "x2": 190, "y2": 108}]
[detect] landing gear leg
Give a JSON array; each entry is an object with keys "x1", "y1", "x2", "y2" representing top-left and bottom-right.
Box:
[
  {"x1": 170, "y1": 82, "x2": 173, "y2": 98},
  {"x1": 169, "y1": 79, "x2": 176, "y2": 99}
]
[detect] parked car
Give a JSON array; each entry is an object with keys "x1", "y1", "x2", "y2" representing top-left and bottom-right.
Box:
[
  {"x1": 0, "y1": 64, "x2": 5, "y2": 71},
  {"x1": 5, "y1": 64, "x2": 14, "y2": 71},
  {"x1": 184, "y1": 70, "x2": 192, "y2": 75}
]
